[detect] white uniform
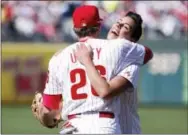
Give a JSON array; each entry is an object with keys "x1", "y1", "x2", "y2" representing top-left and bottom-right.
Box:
[
  {"x1": 43, "y1": 38, "x2": 146, "y2": 134},
  {"x1": 118, "y1": 64, "x2": 141, "y2": 134}
]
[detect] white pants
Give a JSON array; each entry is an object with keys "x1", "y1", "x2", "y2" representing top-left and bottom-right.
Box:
[{"x1": 61, "y1": 112, "x2": 121, "y2": 134}]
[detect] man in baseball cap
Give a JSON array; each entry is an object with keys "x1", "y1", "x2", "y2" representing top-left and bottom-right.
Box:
[
  {"x1": 73, "y1": 5, "x2": 102, "y2": 29},
  {"x1": 72, "y1": 5, "x2": 103, "y2": 39},
  {"x1": 31, "y1": 4, "x2": 152, "y2": 135}
]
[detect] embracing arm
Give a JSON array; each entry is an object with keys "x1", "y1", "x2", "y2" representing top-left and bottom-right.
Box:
[
  {"x1": 31, "y1": 56, "x2": 63, "y2": 128},
  {"x1": 83, "y1": 59, "x2": 133, "y2": 98},
  {"x1": 74, "y1": 41, "x2": 152, "y2": 99},
  {"x1": 75, "y1": 44, "x2": 135, "y2": 99}
]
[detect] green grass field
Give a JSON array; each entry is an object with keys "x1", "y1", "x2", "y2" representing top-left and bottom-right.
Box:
[{"x1": 1, "y1": 105, "x2": 187, "y2": 134}]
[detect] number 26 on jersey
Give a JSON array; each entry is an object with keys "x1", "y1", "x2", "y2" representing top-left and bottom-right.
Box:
[{"x1": 70, "y1": 65, "x2": 106, "y2": 100}]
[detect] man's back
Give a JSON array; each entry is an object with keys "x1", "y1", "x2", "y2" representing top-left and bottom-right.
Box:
[{"x1": 46, "y1": 38, "x2": 145, "y2": 119}]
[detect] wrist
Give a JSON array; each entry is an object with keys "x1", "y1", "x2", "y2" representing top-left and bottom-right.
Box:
[{"x1": 83, "y1": 57, "x2": 93, "y2": 65}]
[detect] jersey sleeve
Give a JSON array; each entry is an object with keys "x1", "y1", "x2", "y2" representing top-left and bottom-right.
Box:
[
  {"x1": 125, "y1": 42, "x2": 153, "y2": 65},
  {"x1": 43, "y1": 56, "x2": 63, "y2": 95},
  {"x1": 117, "y1": 64, "x2": 140, "y2": 89},
  {"x1": 123, "y1": 41, "x2": 145, "y2": 65},
  {"x1": 115, "y1": 40, "x2": 153, "y2": 75}
]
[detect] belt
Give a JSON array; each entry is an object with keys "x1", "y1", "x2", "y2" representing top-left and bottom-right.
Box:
[{"x1": 68, "y1": 111, "x2": 115, "y2": 120}]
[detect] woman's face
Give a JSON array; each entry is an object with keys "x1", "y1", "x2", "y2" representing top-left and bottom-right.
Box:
[{"x1": 107, "y1": 16, "x2": 135, "y2": 41}]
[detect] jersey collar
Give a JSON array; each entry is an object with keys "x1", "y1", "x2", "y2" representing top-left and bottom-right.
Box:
[{"x1": 79, "y1": 36, "x2": 94, "y2": 42}]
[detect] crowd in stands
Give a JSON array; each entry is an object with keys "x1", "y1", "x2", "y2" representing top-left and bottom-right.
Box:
[{"x1": 2, "y1": 1, "x2": 188, "y2": 43}]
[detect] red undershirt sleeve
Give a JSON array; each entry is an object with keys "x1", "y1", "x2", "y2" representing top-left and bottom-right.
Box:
[
  {"x1": 42, "y1": 94, "x2": 62, "y2": 110},
  {"x1": 143, "y1": 46, "x2": 153, "y2": 64}
]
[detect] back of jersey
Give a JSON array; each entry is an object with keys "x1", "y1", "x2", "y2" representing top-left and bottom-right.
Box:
[{"x1": 61, "y1": 38, "x2": 145, "y2": 119}]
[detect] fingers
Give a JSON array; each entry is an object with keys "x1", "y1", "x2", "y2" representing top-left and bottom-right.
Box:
[
  {"x1": 74, "y1": 43, "x2": 93, "y2": 64},
  {"x1": 77, "y1": 43, "x2": 93, "y2": 54},
  {"x1": 73, "y1": 48, "x2": 76, "y2": 57},
  {"x1": 74, "y1": 43, "x2": 82, "y2": 55},
  {"x1": 77, "y1": 43, "x2": 89, "y2": 50},
  {"x1": 84, "y1": 43, "x2": 92, "y2": 50},
  {"x1": 76, "y1": 44, "x2": 80, "y2": 50},
  {"x1": 80, "y1": 43, "x2": 85, "y2": 48},
  {"x1": 74, "y1": 43, "x2": 86, "y2": 57}
]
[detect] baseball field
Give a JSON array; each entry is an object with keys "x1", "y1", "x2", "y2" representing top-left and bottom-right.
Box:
[{"x1": 2, "y1": 105, "x2": 187, "y2": 134}]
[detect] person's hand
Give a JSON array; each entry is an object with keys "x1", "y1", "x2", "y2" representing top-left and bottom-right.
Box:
[
  {"x1": 74, "y1": 43, "x2": 93, "y2": 65},
  {"x1": 31, "y1": 92, "x2": 62, "y2": 128}
]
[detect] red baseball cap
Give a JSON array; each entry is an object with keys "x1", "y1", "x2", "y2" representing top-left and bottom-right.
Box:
[{"x1": 73, "y1": 5, "x2": 102, "y2": 29}]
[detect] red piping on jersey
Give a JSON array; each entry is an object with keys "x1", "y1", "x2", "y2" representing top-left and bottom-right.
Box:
[
  {"x1": 42, "y1": 94, "x2": 62, "y2": 110},
  {"x1": 143, "y1": 46, "x2": 153, "y2": 64}
]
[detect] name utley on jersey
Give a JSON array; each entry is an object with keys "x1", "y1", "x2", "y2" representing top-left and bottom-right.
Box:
[{"x1": 43, "y1": 38, "x2": 145, "y2": 119}]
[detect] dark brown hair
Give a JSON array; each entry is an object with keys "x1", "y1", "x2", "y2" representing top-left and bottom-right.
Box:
[{"x1": 126, "y1": 11, "x2": 143, "y2": 42}]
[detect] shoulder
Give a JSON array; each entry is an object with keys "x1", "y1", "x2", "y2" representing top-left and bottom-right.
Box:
[
  {"x1": 49, "y1": 43, "x2": 76, "y2": 65},
  {"x1": 106, "y1": 39, "x2": 133, "y2": 47},
  {"x1": 117, "y1": 39, "x2": 146, "y2": 52},
  {"x1": 88, "y1": 38, "x2": 107, "y2": 42},
  {"x1": 116, "y1": 39, "x2": 134, "y2": 47},
  {"x1": 52, "y1": 42, "x2": 78, "y2": 58},
  {"x1": 88, "y1": 38, "x2": 125, "y2": 47},
  {"x1": 87, "y1": 38, "x2": 108, "y2": 45}
]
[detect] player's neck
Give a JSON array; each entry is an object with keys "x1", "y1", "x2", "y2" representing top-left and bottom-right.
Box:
[{"x1": 79, "y1": 36, "x2": 94, "y2": 42}]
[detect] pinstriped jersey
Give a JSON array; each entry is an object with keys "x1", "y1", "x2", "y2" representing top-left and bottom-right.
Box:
[
  {"x1": 118, "y1": 64, "x2": 141, "y2": 133},
  {"x1": 43, "y1": 38, "x2": 146, "y2": 120}
]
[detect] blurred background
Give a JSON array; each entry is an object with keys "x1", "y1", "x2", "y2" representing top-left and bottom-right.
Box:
[{"x1": 1, "y1": 0, "x2": 188, "y2": 134}]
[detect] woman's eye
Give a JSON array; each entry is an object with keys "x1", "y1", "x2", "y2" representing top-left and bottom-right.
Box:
[
  {"x1": 124, "y1": 26, "x2": 128, "y2": 30},
  {"x1": 117, "y1": 22, "x2": 121, "y2": 25},
  {"x1": 124, "y1": 25, "x2": 130, "y2": 31},
  {"x1": 116, "y1": 22, "x2": 120, "y2": 25}
]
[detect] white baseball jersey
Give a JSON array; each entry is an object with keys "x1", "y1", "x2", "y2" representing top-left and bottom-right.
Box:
[
  {"x1": 118, "y1": 64, "x2": 141, "y2": 134},
  {"x1": 43, "y1": 38, "x2": 146, "y2": 120}
]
